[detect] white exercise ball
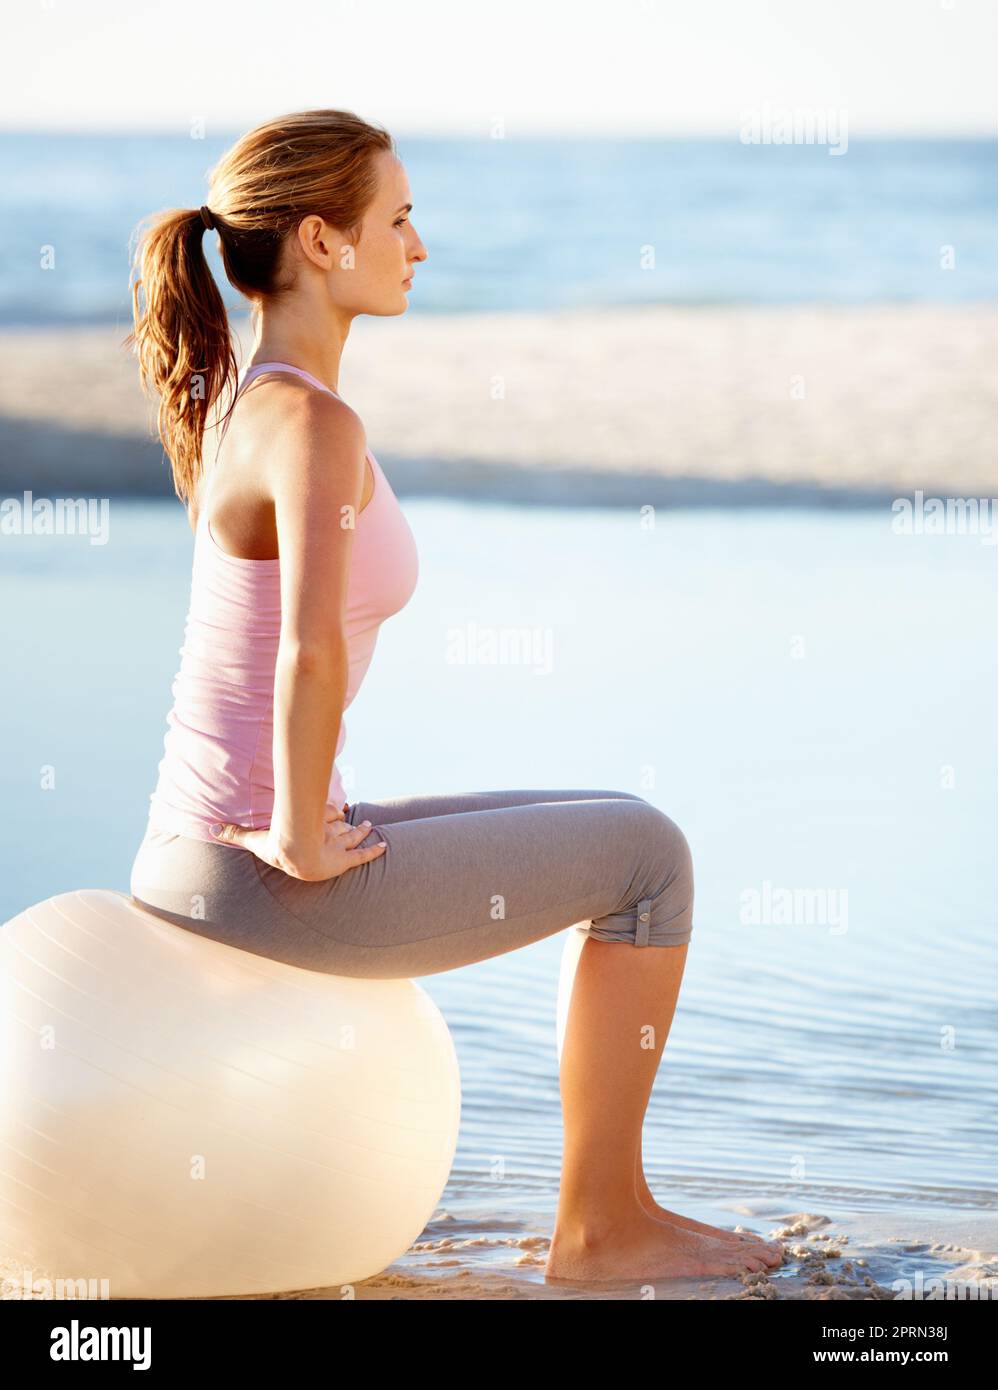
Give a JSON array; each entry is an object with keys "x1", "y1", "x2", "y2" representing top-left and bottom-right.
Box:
[{"x1": 0, "y1": 889, "x2": 461, "y2": 1299}]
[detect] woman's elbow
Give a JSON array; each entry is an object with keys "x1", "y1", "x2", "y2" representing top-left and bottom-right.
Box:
[{"x1": 277, "y1": 638, "x2": 347, "y2": 677}]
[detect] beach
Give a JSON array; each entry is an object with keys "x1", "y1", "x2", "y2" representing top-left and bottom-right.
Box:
[
  {"x1": 224, "y1": 1209, "x2": 998, "y2": 1302},
  {"x1": 6, "y1": 1206, "x2": 995, "y2": 1302},
  {"x1": 1, "y1": 304, "x2": 996, "y2": 507}
]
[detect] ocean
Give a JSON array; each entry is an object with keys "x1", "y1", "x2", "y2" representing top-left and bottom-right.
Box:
[{"x1": 1, "y1": 133, "x2": 997, "y2": 325}]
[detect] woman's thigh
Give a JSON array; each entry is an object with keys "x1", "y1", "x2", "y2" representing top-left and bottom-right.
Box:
[
  {"x1": 130, "y1": 791, "x2": 694, "y2": 980},
  {"x1": 252, "y1": 792, "x2": 694, "y2": 978},
  {"x1": 345, "y1": 787, "x2": 646, "y2": 827}
]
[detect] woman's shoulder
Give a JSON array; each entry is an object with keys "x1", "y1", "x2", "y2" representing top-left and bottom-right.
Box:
[
  {"x1": 234, "y1": 373, "x2": 363, "y2": 454},
  {"x1": 195, "y1": 374, "x2": 368, "y2": 531},
  {"x1": 220, "y1": 371, "x2": 355, "y2": 434}
]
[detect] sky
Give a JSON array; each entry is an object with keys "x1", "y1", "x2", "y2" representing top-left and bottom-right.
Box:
[{"x1": 2, "y1": 0, "x2": 996, "y2": 136}]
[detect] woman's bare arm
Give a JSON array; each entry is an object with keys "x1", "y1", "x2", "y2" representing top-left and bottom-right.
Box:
[{"x1": 265, "y1": 388, "x2": 368, "y2": 875}]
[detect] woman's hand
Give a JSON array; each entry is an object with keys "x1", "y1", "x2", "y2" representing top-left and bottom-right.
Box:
[{"x1": 207, "y1": 805, "x2": 387, "y2": 881}]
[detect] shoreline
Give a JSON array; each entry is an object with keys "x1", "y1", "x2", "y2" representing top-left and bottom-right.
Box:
[
  {"x1": 168, "y1": 1207, "x2": 998, "y2": 1301},
  {"x1": 1, "y1": 305, "x2": 995, "y2": 506}
]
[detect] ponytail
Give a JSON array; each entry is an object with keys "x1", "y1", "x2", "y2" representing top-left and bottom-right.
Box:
[{"x1": 124, "y1": 208, "x2": 237, "y2": 507}]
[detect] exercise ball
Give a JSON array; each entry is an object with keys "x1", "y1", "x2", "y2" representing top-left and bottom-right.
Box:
[{"x1": 0, "y1": 889, "x2": 461, "y2": 1299}]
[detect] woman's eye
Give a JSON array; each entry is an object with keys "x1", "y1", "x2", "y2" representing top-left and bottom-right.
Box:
[{"x1": 394, "y1": 217, "x2": 409, "y2": 227}]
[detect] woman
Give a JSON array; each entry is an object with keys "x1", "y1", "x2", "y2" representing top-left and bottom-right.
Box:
[{"x1": 125, "y1": 109, "x2": 782, "y2": 1285}]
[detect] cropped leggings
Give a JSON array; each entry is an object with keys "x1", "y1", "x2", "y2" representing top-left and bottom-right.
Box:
[{"x1": 128, "y1": 788, "x2": 695, "y2": 979}]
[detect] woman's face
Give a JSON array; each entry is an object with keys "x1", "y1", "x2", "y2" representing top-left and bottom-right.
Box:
[{"x1": 342, "y1": 149, "x2": 427, "y2": 316}]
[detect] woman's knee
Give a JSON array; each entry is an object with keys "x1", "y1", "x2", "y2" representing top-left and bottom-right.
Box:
[
  {"x1": 583, "y1": 802, "x2": 694, "y2": 948},
  {"x1": 640, "y1": 807, "x2": 694, "y2": 945},
  {"x1": 634, "y1": 803, "x2": 695, "y2": 899}
]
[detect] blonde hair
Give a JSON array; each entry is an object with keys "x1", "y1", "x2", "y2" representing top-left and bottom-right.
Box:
[{"x1": 125, "y1": 109, "x2": 396, "y2": 506}]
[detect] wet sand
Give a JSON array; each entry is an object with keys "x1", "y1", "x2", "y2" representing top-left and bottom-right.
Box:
[{"x1": 211, "y1": 1208, "x2": 998, "y2": 1302}]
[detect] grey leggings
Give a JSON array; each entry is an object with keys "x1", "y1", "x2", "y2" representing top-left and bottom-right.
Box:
[{"x1": 128, "y1": 788, "x2": 694, "y2": 979}]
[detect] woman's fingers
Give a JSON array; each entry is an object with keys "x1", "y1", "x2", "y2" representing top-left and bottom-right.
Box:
[
  {"x1": 336, "y1": 816, "x2": 372, "y2": 842},
  {"x1": 351, "y1": 838, "x2": 388, "y2": 861},
  {"x1": 327, "y1": 816, "x2": 380, "y2": 851},
  {"x1": 341, "y1": 819, "x2": 387, "y2": 856},
  {"x1": 208, "y1": 821, "x2": 247, "y2": 847}
]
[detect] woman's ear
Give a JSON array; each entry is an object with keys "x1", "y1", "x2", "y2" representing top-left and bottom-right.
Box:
[{"x1": 297, "y1": 214, "x2": 339, "y2": 270}]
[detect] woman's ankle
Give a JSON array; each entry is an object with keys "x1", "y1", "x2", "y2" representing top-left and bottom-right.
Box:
[{"x1": 552, "y1": 1202, "x2": 647, "y2": 1249}]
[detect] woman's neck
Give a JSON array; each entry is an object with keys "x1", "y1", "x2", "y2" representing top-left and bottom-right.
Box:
[{"x1": 249, "y1": 304, "x2": 352, "y2": 396}]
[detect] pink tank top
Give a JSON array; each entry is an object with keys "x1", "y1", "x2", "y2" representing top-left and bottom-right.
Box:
[{"x1": 145, "y1": 361, "x2": 419, "y2": 845}]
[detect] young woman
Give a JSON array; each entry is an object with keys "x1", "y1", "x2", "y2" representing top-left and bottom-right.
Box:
[{"x1": 125, "y1": 109, "x2": 782, "y2": 1284}]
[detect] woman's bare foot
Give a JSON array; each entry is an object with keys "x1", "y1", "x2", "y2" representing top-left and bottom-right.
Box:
[
  {"x1": 546, "y1": 1206, "x2": 776, "y2": 1284},
  {"x1": 637, "y1": 1189, "x2": 783, "y2": 1265}
]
